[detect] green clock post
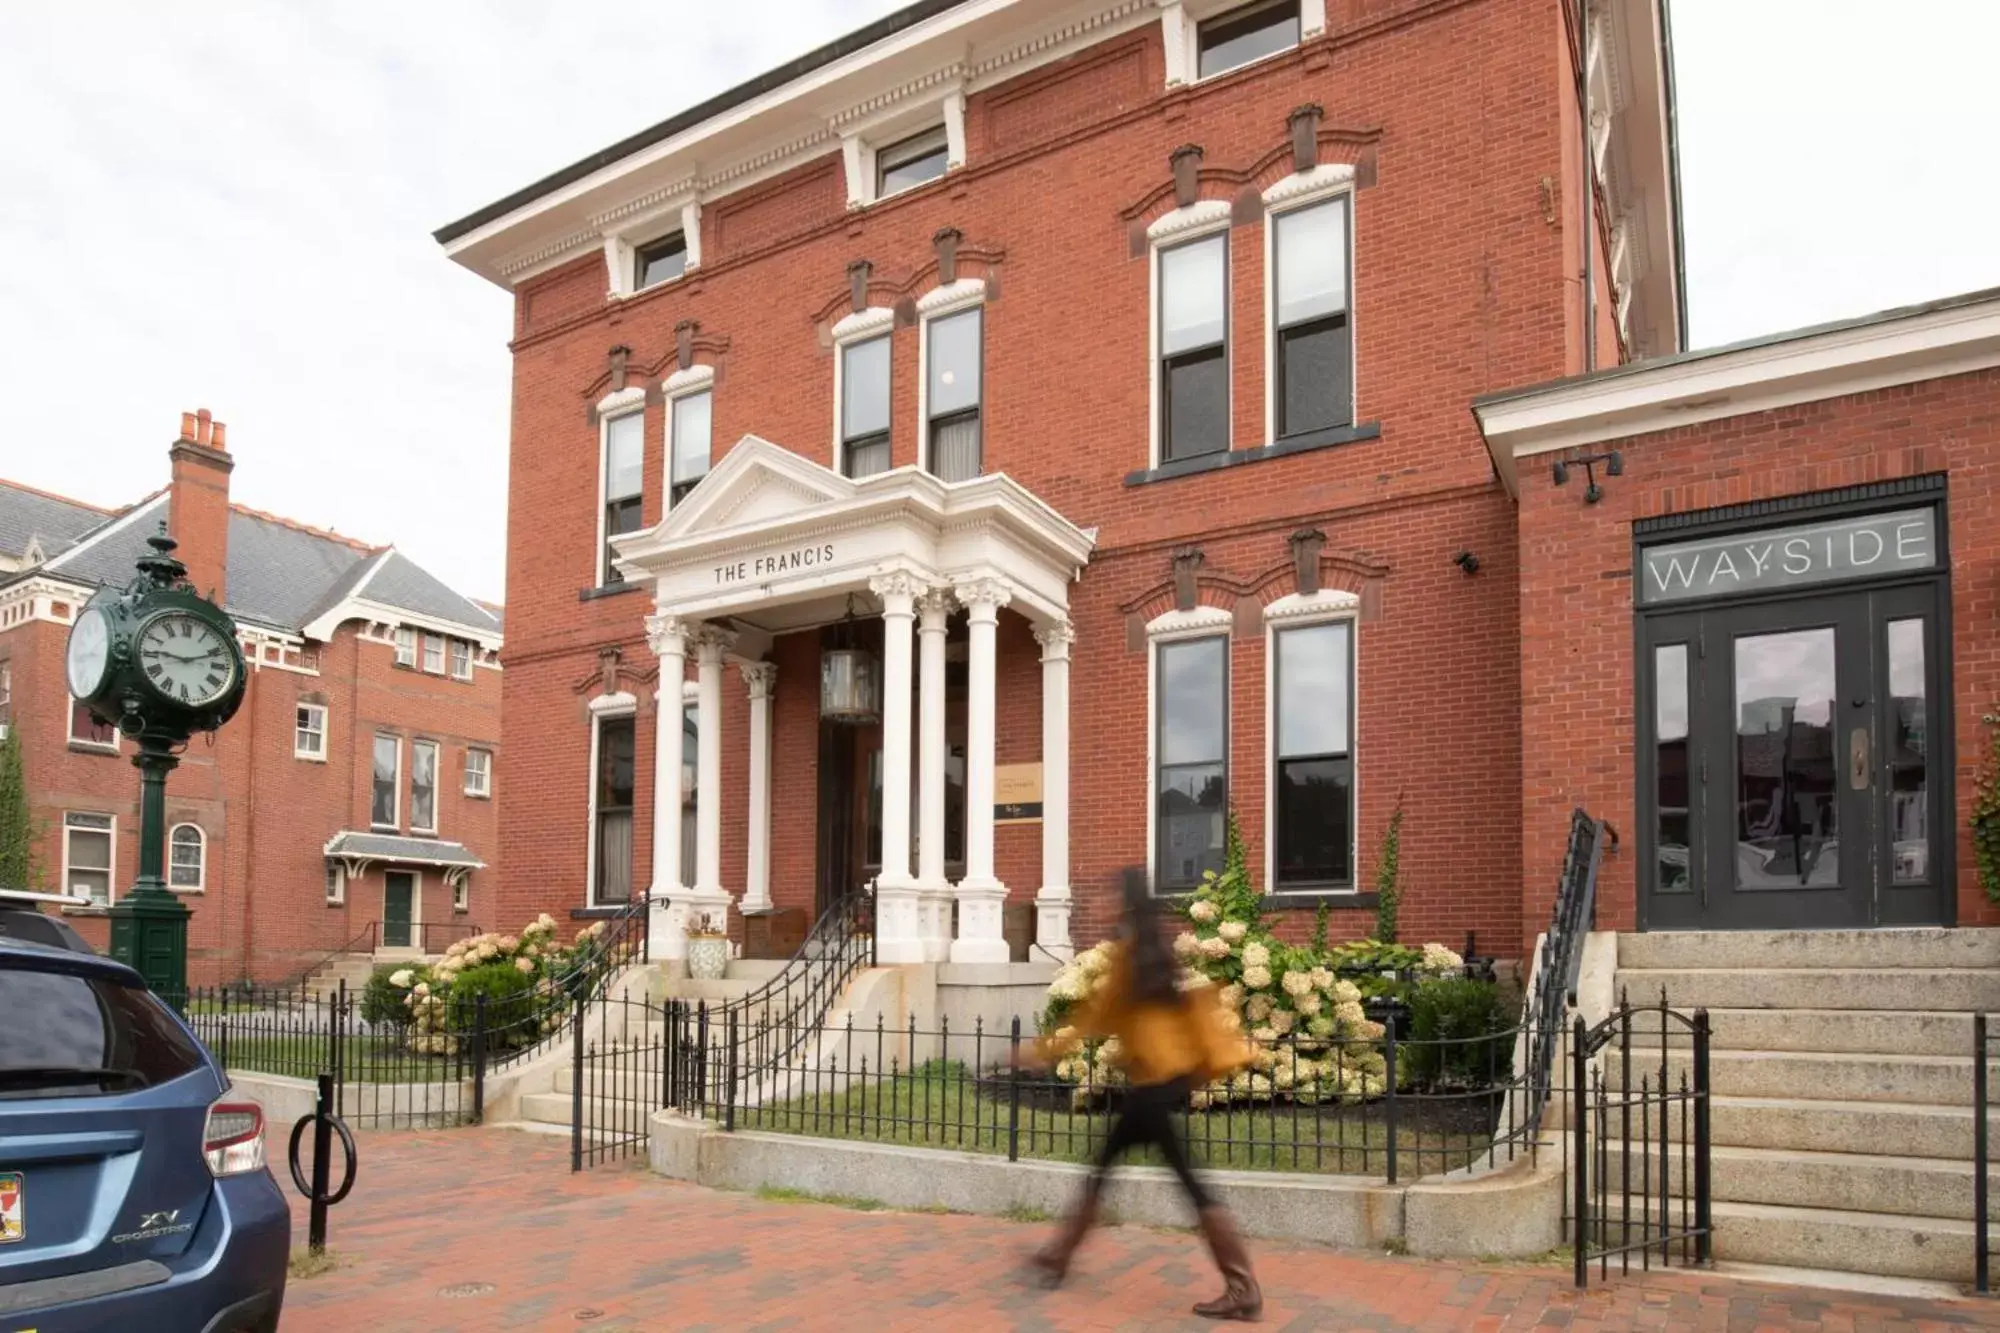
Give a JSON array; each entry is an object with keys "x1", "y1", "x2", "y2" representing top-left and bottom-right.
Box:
[{"x1": 65, "y1": 529, "x2": 246, "y2": 996}]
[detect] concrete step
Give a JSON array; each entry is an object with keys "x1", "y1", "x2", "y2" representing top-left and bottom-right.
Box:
[
  {"x1": 1614, "y1": 967, "x2": 2000, "y2": 1013},
  {"x1": 726, "y1": 959, "x2": 790, "y2": 981},
  {"x1": 1624, "y1": 1007, "x2": 1976, "y2": 1057},
  {"x1": 1594, "y1": 1140, "x2": 1998, "y2": 1220},
  {"x1": 1588, "y1": 1197, "x2": 1976, "y2": 1283},
  {"x1": 1616, "y1": 928, "x2": 2000, "y2": 973},
  {"x1": 1603, "y1": 1048, "x2": 2000, "y2": 1105},
  {"x1": 518, "y1": 1090, "x2": 660, "y2": 1129},
  {"x1": 1708, "y1": 1093, "x2": 1995, "y2": 1159}
]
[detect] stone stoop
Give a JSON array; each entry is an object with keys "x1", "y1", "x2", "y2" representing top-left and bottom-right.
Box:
[{"x1": 1611, "y1": 928, "x2": 2000, "y2": 1283}]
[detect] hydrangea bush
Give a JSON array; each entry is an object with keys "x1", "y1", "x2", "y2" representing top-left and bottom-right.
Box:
[
  {"x1": 382, "y1": 913, "x2": 626, "y2": 1055},
  {"x1": 1037, "y1": 817, "x2": 1464, "y2": 1110}
]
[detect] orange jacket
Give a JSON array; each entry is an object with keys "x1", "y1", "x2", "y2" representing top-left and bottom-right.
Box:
[{"x1": 1044, "y1": 944, "x2": 1251, "y2": 1087}]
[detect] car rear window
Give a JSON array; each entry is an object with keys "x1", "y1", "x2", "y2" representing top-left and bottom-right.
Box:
[{"x1": 0, "y1": 966, "x2": 207, "y2": 1099}]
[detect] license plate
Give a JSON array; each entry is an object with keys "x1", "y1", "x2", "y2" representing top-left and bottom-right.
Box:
[{"x1": 0, "y1": 1172, "x2": 20, "y2": 1244}]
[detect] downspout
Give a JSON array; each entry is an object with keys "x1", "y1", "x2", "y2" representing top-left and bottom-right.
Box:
[
  {"x1": 1576, "y1": 0, "x2": 1597, "y2": 372},
  {"x1": 238, "y1": 655, "x2": 260, "y2": 985}
]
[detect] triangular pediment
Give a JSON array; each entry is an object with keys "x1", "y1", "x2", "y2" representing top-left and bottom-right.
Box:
[{"x1": 658, "y1": 435, "x2": 855, "y2": 541}]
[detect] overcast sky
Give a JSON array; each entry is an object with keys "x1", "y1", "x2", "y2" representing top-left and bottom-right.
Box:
[{"x1": 2, "y1": 1, "x2": 1995, "y2": 605}]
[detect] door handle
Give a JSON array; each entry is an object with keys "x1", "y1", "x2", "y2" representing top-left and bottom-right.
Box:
[{"x1": 1850, "y1": 726, "x2": 1870, "y2": 790}]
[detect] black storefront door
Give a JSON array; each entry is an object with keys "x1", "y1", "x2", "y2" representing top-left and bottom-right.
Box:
[{"x1": 1639, "y1": 495, "x2": 1950, "y2": 930}]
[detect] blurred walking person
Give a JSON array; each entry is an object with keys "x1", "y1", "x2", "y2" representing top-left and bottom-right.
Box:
[{"x1": 1011, "y1": 868, "x2": 1260, "y2": 1321}]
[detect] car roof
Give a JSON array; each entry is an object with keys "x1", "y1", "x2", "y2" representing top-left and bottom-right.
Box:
[{"x1": 0, "y1": 934, "x2": 144, "y2": 986}]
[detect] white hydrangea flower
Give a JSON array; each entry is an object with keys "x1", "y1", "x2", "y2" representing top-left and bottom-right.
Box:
[
  {"x1": 1242, "y1": 965, "x2": 1273, "y2": 991},
  {"x1": 1281, "y1": 970, "x2": 1313, "y2": 998},
  {"x1": 1078, "y1": 945, "x2": 1111, "y2": 976},
  {"x1": 412, "y1": 982, "x2": 430, "y2": 998},
  {"x1": 1218, "y1": 921, "x2": 1248, "y2": 945},
  {"x1": 514, "y1": 957, "x2": 535, "y2": 973},
  {"x1": 1308, "y1": 1015, "x2": 1337, "y2": 1038},
  {"x1": 1310, "y1": 966, "x2": 1334, "y2": 991},
  {"x1": 478, "y1": 942, "x2": 498, "y2": 961},
  {"x1": 1251, "y1": 1025, "x2": 1278, "y2": 1043},
  {"x1": 1188, "y1": 899, "x2": 1218, "y2": 924},
  {"x1": 1269, "y1": 1008, "x2": 1296, "y2": 1035},
  {"x1": 1296, "y1": 992, "x2": 1322, "y2": 1017},
  {"x1": 1332, "y1": 979, "x2": 1363, "y2": 1005},
  {"x1": 1218, "y1": 984, "x2": 1244, "y2": 1010},
  {"x1": 389, "y1": 969, "x2": 414, "y2": 988},
  {"x1": 1200, "y1": 935, "x2": 1232, "y2": 960},
  {"x1": 1174, "y1": 932, "x2": 1200, "y2": 960},
  {"x1": 1272, "y1": 1061, "x2": 1297, "y2": 1090},
  {"x1": 1241, "y1": 942, "x2": 1270, "y2": 970},
  {"x1": 1422, "y1": 943, "x2": 1464, "y2": 974},
  {"x1": 1245, "y1": 994, "x2": 1272, "y2": 1022}
]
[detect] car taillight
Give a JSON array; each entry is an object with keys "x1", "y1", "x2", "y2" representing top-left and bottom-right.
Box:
[{"x1": 203, "y1": 1101, "x2": 266, "y2": 1177}]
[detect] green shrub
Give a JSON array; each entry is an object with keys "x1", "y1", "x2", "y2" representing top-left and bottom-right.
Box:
[
  {"x1": 443, "y1": 961, "x2": 543, "y2": 1049},
  {"x1": 1372, "y1": 803, "x2": 1404, "y2": 943},
  {"x1": 360, "y1": 965, "x2": 415, "y2": 1031},
  {"x1": 1404, "y1": 978, "x2": 1511, "y2": 1087}
]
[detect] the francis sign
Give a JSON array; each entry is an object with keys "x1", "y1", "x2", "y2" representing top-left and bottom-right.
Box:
[
  {"x1": 1639, "y1": 508, "x2": 1936, "y2": 605},
  {"x1": 712, "y1": 543, "x2": 837, "y2": 586}
]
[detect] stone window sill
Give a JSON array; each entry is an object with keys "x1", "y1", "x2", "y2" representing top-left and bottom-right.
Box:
[
  {"x1": 570, "y1": 905, "x2": 626, "y2": 920},
  {"x1": 68, "y1": 742, "x2": 121, "y2": 756},
  {"x1": 579, "y1": 581, "x2": 645, "y2": 604},
  {"x1": 1265, "y1": 889, "x2": 1380, "y2": 911},
  {"x1": 1125, "y1": 421, "x2": 1382, "y2": 488}
]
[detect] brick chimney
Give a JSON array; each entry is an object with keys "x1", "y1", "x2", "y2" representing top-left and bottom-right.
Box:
[{"x1": 168, "y1": 408, "x2": 234, "y2": 601}]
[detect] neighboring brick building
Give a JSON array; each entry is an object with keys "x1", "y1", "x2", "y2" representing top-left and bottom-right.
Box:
[
  {"x1": 0, "y1": 411, "x2": 505, "y2": 984},
  {"x1": 436, "y1": 0, "x2": 1677, "y2": 965}
]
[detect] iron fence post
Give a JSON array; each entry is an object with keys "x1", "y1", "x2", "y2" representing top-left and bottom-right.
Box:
[
  {"x1": 725, "y1": 1008, "x2": 739, "y2": 1133},
  {"x1": 570, "y1": 990, "x2": 585, "y2": 1172},
  {"x1": 309, "y1": 1071, "x2": 334, "y2": 1253},
  {"x1": 333, "y1": 979, "x2": 348, "y2": 1121},
  {"x1": 1383, "y1": 1021, "x2": 1399, "y2": 1185},
  {"x1": 1976, "y1": 1011, "x2": 1989, "y2": 1295},
  {"x1": 471, "y1": 993, "x2": 488, "y2": 1126},
  {"x1": 1572, "y1": 1013, "x2": 1589, "y2": 1288},
  {"x1": 218, "y1": 986, "x2": 230, "y2": 1072},
  {"x1": 1007, "y1": 1016, "x2": 1022, "y2": 1163},
  {"x1": 1692, "y1": 1007, "x2": 1712, "y2": 1267}
]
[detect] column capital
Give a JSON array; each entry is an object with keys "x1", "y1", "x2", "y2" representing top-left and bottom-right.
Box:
[
  {"x1": 869, "y1": 571, "x2": 926, "y2": 611},
  {"x1": 954, "y1": 577, "x2": 1012, "y2": 616},
  {"x1": 691, "y1": 625, "x2": 736, "y2": 663},
  {"x1": 1033, "y1": 617, "x2": 1076, "y2": 661},
  {"x1": 645, "y1": 612, "x2": 691, "y2": 656},
  {"x1": 739, "y1": 660, "x2": 778, "y2": 697},
  {"x1": 915, "y1": 586, "x2": 956, "y2": 626}
]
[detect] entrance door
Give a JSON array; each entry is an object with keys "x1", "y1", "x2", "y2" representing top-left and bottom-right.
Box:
[
  {"x1": 1642, "y1": 584, "x2": 1947, "y2": 929},
  {"x1": 383, "y1": 871, "x2": 416, "y2": 949}
]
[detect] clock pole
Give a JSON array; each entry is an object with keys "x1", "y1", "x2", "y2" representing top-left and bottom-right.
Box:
[{"x1": 109, "y1": 738, "x2": 190, "y2": 997}]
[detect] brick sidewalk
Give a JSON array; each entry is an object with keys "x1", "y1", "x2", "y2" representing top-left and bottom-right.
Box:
[{"x1": 281, "y1": 1128, "x2": 1999, "y2": 1332}]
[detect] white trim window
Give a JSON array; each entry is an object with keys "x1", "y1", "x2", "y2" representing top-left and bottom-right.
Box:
[
  {"x1": 464, "y1": 747, "x2": 493, "y2": 799},
  {"x1": 453, "y1": 876, "x2": 470, "y2": 913},
  {"x1": 600, "y1": 406, "x2": 645, "y2": 585},
  {"x1": 1155, "y1": 227, "x2": 1231, "y2": 463},
  {"x1": 839, "y1": 334, "x2": 892, "y2": 479},
  {"x1": 1268, "y1": 191, "x2": 1354, "y2": 441},
  {"x1": 371, "y1": 734, "x2": 401, "y2": 830},
  {"x1": 63, "y1": 812, "x2": 115, "y2": 907},
  {"x1": 325, "y1": 861, "x2": 346, "y2": 905},
  {"x1": 589, "y1": 711, "x2": 637, "y2": 907},
  {"x1": 634, "y1": 230, "x2": 689, "y2": 291},
  {"x1": 295, "y1": 702, "x2": 328, "y2": 760},
  {"x1": 394, "y1": 626, "x2": 418, "y2": 667},
  {"x1": 1269, "y1": 617, "x2": 1355, "y2": 889},
  {"x1": 68, "y1": 698, "x2": 118, "y2": 751},
  {"x1": 410, "y1": 739, "x2": 440, "y2": 835},
  {"x1": 449, "y1": 639, "x2": 473, "y2": 681},
  {"x1": 876, "y1": 125, "x2": 949, "y2": 199},
  {"x1": 1149, "y1": 613, "x2": 1232, "y2": 890},
  {"x1": 668, "y1": 383, "x2": 713, "y2": 509},
  {"x1": 924, "y1": 306, "x2": 983, "y2": 482},
  {"x1": 0, "y1": 658, "x2": 12, "y2": 729},
  {"x1": 168, "y1": 823, "x2": 206, "y2": 892},
  {"x1": 422, "y1": 634, "x2": 446, "y2": 674},
  {"x1": 1196, "y1": 0, "x2": 1302, "y2": 80}
]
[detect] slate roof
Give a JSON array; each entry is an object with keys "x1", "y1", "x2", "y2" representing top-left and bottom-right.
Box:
[
  {"x1": 323, "y1": 832, "x2": 485, "y2": 868},
  {"x1": 0, "y1": 479, "x2": 116, "y2": 562},
  {"x1": 358, "y1": 552, "x2": 500, "y2": 636}
]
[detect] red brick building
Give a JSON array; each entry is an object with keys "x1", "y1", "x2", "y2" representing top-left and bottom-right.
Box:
[
  {"x1": 0, "y1": 411, "x2": 505, "y2": 984},
  {"x1": 437, "y1": 0, "x2": 1680, "y2": 965}
]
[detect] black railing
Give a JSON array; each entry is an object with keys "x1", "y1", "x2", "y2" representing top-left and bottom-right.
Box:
[
  {"x1": 292, "y1": 919, "x2": 485, "y2": 991},
  {"x1": 1977, "y1": 1012, "x2": 1995, "y2": 1294},
  {"x1": 1519, "y1": 809, "x2": 1610, "y2": 1142},
  {"x1": 714, "y1": 888, "x2": 875, "y2": 1075},
  {"x1": 1569, "y1": 991, "x2": 1711, "y2": 1288},
  {"x1": 483, "y1": 896, "x2": 650, "y2": 1071}
]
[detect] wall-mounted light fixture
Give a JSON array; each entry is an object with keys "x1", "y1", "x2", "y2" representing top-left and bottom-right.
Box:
[
  {"x1": 1453, "y1": 550, "x2": 1480, "y2": 575},
  {"x1": 1552, "y1": 449, "x2": 1623, "y2": 504}
]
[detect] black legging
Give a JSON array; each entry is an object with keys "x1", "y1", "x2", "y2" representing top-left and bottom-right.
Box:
[{"x1": 1086, "y1": 1077, "x2": 1215, "y2": 1211}]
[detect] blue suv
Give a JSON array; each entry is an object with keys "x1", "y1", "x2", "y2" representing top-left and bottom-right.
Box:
[{"x1": 0, "y1": 936, "x2": 290, "y2": 1333}]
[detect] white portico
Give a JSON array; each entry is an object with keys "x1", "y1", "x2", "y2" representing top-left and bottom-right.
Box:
[{"x1": 613, "y1": 436, "x2": 1093, "y2": 968}]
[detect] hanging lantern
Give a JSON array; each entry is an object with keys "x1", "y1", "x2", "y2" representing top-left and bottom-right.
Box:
[{"x1": 819, "y1": 596, "x2": 881, "y2": 725}]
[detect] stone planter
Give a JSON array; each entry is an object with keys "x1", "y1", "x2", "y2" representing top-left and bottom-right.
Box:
[{"x1": 687, "y1": 935, "x2": 729, "y2": 980}]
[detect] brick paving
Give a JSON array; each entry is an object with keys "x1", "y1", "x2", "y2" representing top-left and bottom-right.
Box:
[{"x1": 282, "y1": 1128, "x2": 2000, "y2": 1331}]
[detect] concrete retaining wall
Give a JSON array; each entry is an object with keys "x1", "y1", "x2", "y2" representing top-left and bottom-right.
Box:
[
  {"x1": 648, "y1": 1112, "x2": 1563, "y2": 1256},
  {"x1": 224, "y1": 1069, "x2": 481, "y2": 1130}
]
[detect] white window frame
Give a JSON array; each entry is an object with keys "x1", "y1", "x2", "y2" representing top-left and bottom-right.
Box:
[
  {"x1": 839, "y1": 91, "x2": 967, "y2": 209},
  {"x1": 1143, "y1": 605, "x2": 1235, "y2": 890},
  {"x1": 465, "y1": 747, "x2": 493, "y2": 799},
  {"x1": 601, "y1": 197, "x2": 702, "y2": 300},
  {"x1": 453, "y1": 875, "x2": 469, "y2": 914},
  {"x1": 295, "y1": 702, "x2": 328, "y2": 761},
  {"x1": 595, "y1": 386, "x2": 647, "y2": 586},
  {"x1": 449, "y1": 639, "x2": 473, "y2": 681},
  {"x1": 1161, "y1": 0, "x2": 1324, "y2": 86},
  {"x1": 915, "y1": 279, "x2": 988, "y2": 481},
  {"x1": 410, "y1": 739, "x2": 441, "y2": 836},
  {"x1": 382, "y1": 868, "x2": 425, "y2": 948},
  {"x1": 663, "y1": 365, "x2": 716, "y2": 512},
  {"x1": 67, "y1": 698, "x2": 119, "y2": 752},
  {"x1": 61, "y1": 811, "x2": 116, "y2": 908},
  {"x1": 394, "y1": 626, "x2": 418, "y2": 667},
  {"x1": 0, "y1": 659, "x2": 12, "y2": 729},
  {"x1": 830, "y1": 304, "x2": 896, "y2": 478},
  {"x1": 168, "y1": 822, "x2": 206, "y2": 893},
  {"x1": 1262, "y1": 165, "x2": 1359, "y2": 446},
  {"x1": 1147, "y1": 201, "x2": 1235, "y2": 468},
  {"x1": 371, "y1": 733, "x2": 402, "y2": 830},
  {"x1": 1262, "y1": 590, "x2": 1362, "y2": 894},
  {"x1": 325, "y1": 861, "x2": 346, "y2": 905},
  {"x1": 584, "y1": 695, "x2": 639, "y2": 910},
  {"x1": 421, "y1": 634, "x2": 446, "y2": 674},
  {"x1": 631, "y1": 229, "x2": 690, "y2": 292}
]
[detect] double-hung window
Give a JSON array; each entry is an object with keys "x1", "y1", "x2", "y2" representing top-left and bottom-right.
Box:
[
  {"x1": 840, "y1": 336, "x2": 891, "y2": 479},
  {"x1": 926, "y1": 308, "x2": 983, "y2": 482},
  {"x1": 1272, "y1": 195, "x2": 1352, "y2": 438},
  {"x1": 634, "y1": 232, "x2": 688, "y2": 290},
  {"x1": 394, "y1": 627, "x2": 417, "y2": 667},
  {"x1": 877, "y1": 126, "x2": 949, "y2": 197},
  {"x1": 168, "y1": 824, "x2": 205, "y2": 892},
  {"x1": 1159, "y1": 233, "x2": 1230, "y2": 461},
  {"x1": 63, "y1": 812, "x2": 114, "y2": 907},
  {"x1": 464, "y1": 747, "x2": 492, "y2": 798},
  {"x1": 601, "y1": 411, "x2": 644, "y2": 584},
  {"x1": 593, "y1": 715, "x2": 636, "y2": 906},
  {"x1": 1197, "y1": 0, "x2": 1301, "y2": 79},
  {"x1": 69, "y1": 699, "x2": 117, "y2": 751},
  {"x1": 669, "y1": 390, "x2": 712, "y2": 507},
  {"x1": 295, "y1": 703, "x2": 327, "y2": 759},
  {"x1": 1155, "y1": 635, "x2": 1229, "y2": 888},
  {"x1": 422, "y1": 634, "x2": 446, "y2": 675},
  {"x1": 371, "y1": 734, "x2": 400, "y2": 829},
  {"x1": 410, "y1": 740, "x2": 439, "y2": 835},
  {"x1": 449, "y1": 640, "x2": 473, "y2": 680},
  {"x1": 1272, "y1": 621, "x2": 1354, "y2": 887}
]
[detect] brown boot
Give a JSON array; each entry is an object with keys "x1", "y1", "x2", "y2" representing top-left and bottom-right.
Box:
[
  {"x1": 1029, "y1": 1189, "x2": 1100, "y2": 1288},
  {"x1": 1192, "y1": 1206, "x2": 1262, "y2": 1321}
]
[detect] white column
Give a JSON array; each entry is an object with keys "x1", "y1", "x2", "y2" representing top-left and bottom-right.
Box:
[
  {"x1": 645, "y1": 612, "x2": 690, "y2": 959},
  {"x1": 952, "y1": 578, "x2": 1010, "y2": 964},
  {"x1": 740, "y1": 661, "x2": 777, "y2": 915},
  {"x1": 915, "y1": 587, "x2": 954, "y2": 961},
  {"x1": 1034, "y1": 618, "x2": 1075, "y2": 962},
  {"x1": 692, "y1": 627, "x2": 733, "y2": 921},
  {"x1": 870, "y1": 573, "x2": 924, "y2": 964}
]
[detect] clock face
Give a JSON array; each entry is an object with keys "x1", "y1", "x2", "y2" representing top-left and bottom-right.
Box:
[
  {"x1": 138, "y1": 613, "x2": 236, "y2": 708},
  {"x1": 66, "y1": 605, "x2": 111, "y2": 700}
]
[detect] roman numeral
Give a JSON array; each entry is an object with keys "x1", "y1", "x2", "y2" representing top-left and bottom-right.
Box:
[
  {"x1": 205, "y1": 675, "x2": 223, "y2": 691},
  {"x1": 146, "y1": 663, "x2": 163, "y2": 678},
  {"x1": 176, "y1": 682, "x2": 190, "y2": 702}
]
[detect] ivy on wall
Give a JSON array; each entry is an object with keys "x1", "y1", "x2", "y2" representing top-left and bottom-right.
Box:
[{"x1": 1973, "y1": 712, "x2": 2000, "y2": 904}]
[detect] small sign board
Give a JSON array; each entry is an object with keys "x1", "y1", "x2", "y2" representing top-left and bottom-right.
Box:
[
  {"x1": 1639, "y1": 507, "x2": 1936, "y2": 605},
  {"x1": 995, "y1": 762, "x2": 1043, "y2": 824}
]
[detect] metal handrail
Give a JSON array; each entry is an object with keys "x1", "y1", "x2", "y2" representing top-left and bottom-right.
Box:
[
  {"x1": 294, "y1": 922, "x2": 381, "y2": 993},
  {"x1": 1518, "y1": 809, "x2": 1609, "y2": 1139},
  {"x1": 481, "y1": 896, "x2": 651, "y2": 1071},
  {"x1": 712, "y1": 886, "x2": 875, "y2": 1082}
]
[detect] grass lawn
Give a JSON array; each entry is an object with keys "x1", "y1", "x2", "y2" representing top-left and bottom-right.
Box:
[
  {"x1": 733, "y1": 1061, "x2": 1506, "y2": 1179},
  {"x1": 204, "y1": 1033, "x2": 473, "y2": 1084}
]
